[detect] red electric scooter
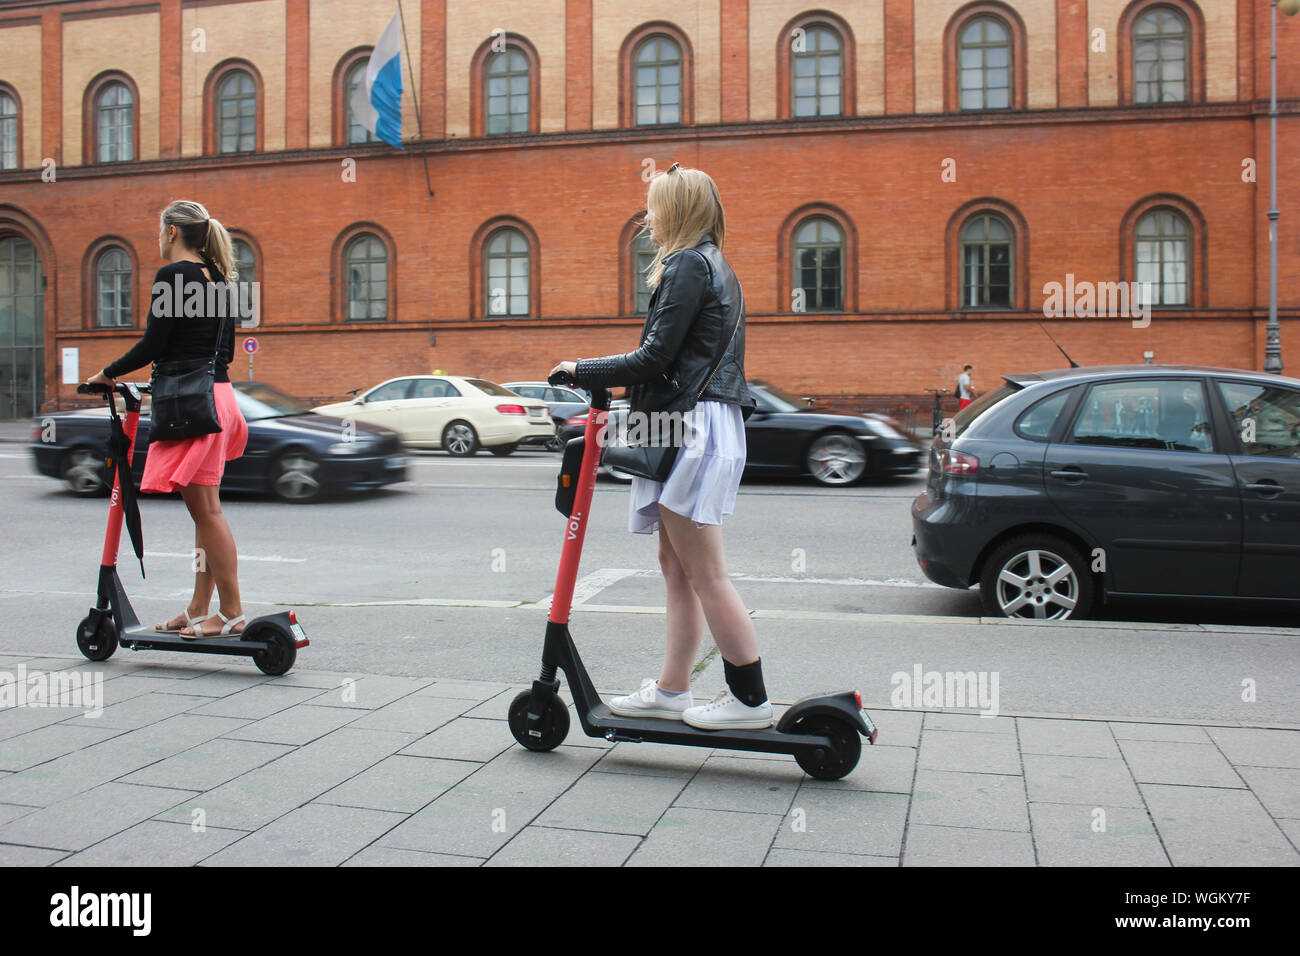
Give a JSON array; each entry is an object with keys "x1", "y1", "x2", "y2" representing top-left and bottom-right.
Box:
[
  {"x1": 74, "y1": 381, "x2": 308, "y2": 676},
  {"x1": 507, "y1": 372, "x2": 877, "y2": 780}
]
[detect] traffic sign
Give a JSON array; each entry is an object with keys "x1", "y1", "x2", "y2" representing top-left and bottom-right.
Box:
[{"x1": 243, "y1": 337, "x2": 259, "y2": 354}]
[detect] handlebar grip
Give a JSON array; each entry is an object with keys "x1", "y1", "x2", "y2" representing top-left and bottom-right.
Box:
[
  {"x1": 548, "y1": 370, "x2": 577, "y2": 387},
  {"x1": 77, "y1": 383, "x2": 110, "y2": 395}
]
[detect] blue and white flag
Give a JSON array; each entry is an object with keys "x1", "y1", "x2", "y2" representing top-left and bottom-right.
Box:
[{"x1": 350, "y1": 12, "x2": 404, "y2": 148}]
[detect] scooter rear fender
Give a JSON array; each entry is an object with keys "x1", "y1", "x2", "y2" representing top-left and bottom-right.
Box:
[{"x1": 776, "y1": 691, "x2": 878, "y2": 743}]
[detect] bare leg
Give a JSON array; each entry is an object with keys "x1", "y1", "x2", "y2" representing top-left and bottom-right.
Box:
[
  {"x1": 657, "y1": 505, "x2": 758, "y2": 666},
  {"x1": 177, "y1": 483, "x2": 243, "y2": 635},
  {"x1": 159, "y1": 525, "x2": 212, "y2": 630},
  {"x1": 657, "y1": 522, "x2": 706, "y2": 692}
]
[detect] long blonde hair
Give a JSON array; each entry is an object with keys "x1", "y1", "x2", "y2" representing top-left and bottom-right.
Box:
[
  {"x1": 160, "y1": 199, "x2": 237, "y2": 281},
  {"x1": 638, "y1": 164, "x2": 725, "y2": 289}
]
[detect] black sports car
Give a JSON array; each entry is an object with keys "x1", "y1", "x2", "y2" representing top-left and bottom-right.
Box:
[
  {"x1": 30, "y1": 381, "x2": 407, "y2": 502},
  {"x1": 563, "y1": 380, "x2": 923, "y2": 485}
]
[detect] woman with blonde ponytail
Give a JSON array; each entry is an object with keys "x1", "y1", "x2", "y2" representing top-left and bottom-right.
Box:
[{"x1": 86, "y1": 200, "x2": 251, "y2": 638}]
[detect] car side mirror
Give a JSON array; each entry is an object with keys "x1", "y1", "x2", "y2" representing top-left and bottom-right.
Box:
[{"x1": 351, "y1": 395, "x2": 365, "y2": 405}]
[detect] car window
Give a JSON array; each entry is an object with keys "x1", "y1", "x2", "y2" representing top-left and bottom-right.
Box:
[
  {"x1": 465, "y1": 378, "x2": 515, "y2": 397},
  {"x1": 1070, "y1": 380, "x2": 1213, "y2": 452},
  {"x1": 366, "y1": 380, "x2": 412, "y2": 402},
  {"x1": 1014, "y1": 388, "x2": 1073, "y2": 442},
  {"x1": 409, "y1": 379, "x2": 452, "y2": 399},
  {"x1": 546, "y1": 388, "x2": 579, "y2": 403},
  {"x1": 1217, "y1": 381, "x2": 1300, "y2": 459},
  {"x1": 511, "y1": 386, "x2": 541, "y2": 399},
  {"x1": 951, "y1": 382, "x2": 1019, "y2": 438}
]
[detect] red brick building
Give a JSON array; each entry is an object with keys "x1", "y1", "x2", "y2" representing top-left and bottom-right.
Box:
[{"x1": 0, "y1": 0, "x2": 1297, "y2": 417}]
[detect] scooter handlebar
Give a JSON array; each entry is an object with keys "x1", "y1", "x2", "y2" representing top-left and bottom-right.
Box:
[{"x1": 550, "y1": 370, "x2": 610, "y2": 411}]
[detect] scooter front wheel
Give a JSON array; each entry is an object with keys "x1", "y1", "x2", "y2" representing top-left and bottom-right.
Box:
[
  {"x1": 792, "y1": 715, "x2": 861, "y2": 780},
  {"x1": 76, "y1": 614, "x2": 118, "y2": 662},
  {"x1": 508, "y1": 690, "x2": 570, "y2": 752}
]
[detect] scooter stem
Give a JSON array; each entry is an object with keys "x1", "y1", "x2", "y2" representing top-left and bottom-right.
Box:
[
  {"x1": 100, "y1": 395, "x2": 139, "y2": 569},
  {"x1": 547, "y1": 391, "x2": 609, "y2": 624}
]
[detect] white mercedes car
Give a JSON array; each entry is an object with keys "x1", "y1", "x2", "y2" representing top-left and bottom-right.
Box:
[{"x1": 314, "y1": 375, "x2": 554, "y2": 455}]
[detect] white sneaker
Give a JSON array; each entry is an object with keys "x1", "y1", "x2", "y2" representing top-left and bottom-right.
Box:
[
  {"x1": 608, "y1": 678, "x2": 694, "y2": 720},
  {"x1": 682, "y1": 689, "x2": 774, "y2": 730}
]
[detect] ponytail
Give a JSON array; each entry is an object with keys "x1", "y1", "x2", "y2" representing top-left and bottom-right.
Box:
[{"x1": 204, "y1": 217, "x2": 236, "y2": 282}]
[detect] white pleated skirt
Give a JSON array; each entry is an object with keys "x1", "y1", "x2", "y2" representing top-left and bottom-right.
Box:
[{"x1": 628, "y1": 400, "x2": 747, "y2": 534}]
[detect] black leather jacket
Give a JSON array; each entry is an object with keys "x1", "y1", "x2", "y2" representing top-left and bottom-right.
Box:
[{"x1": 574, "y1": 236, "x2": 756, "y2": 418}]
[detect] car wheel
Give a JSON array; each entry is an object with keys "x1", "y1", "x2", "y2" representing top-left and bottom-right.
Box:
[
  {"x1": 489, "y1": 443, "x2": 517, "y2": 457},
  {"x1": 442, "y1": 421, "x2": 479, "y2": 457},
  {"x1": 271, "y1": 450, "x2": 324, "y2": 503},
  {"x1": 62, "y1": 447, "x2": 110, "y2": 497},
  {"x1": 603, "y1": 465, "x2": 635, "y2": 483},
  {"x1": 979, "y1": 534, "x2": 1095, "y2": 621},
  {"x1": 806, "y1": 431, "x2": 867, "y2": 485},
  {"x1": 545, "y1": 431, "x2": 565, "y2": 452}
]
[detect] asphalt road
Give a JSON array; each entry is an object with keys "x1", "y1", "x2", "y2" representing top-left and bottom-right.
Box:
[{"x1": 2, "y1": 447, "x2": 1297, "y2": 725}]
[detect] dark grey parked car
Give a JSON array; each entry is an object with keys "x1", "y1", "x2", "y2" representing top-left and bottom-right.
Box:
[{"x1": 912, "y1": 365, "x2": 1300, "y2": 620}]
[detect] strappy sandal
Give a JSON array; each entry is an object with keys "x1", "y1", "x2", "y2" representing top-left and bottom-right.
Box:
[
  {"x1": 180, "y1": 611, "x2": 246, "y2": 640},
  {"x1": 157, "y1": 610, "x2": 205, "y2": 633}
]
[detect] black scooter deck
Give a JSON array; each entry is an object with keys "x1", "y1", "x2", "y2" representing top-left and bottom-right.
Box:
[
  {"x1": 120, "y1": 625, "x2": 275, "y2": 656},
  {"x1": 582, "y1": 701, "x2": 839, "y2": 755}
]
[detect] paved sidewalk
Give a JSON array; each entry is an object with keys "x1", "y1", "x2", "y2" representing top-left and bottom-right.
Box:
[{"x1": 0, "y1": 650, "x2": 1297, "y2": 867}]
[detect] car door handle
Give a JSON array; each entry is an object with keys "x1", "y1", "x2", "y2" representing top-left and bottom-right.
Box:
[
  {"x1": 1050, "y1": 468, "x2": 1088, "y2": 482},
  {"x1": 1245, "y1": 480, "x2": 1283, "y2": 497}
]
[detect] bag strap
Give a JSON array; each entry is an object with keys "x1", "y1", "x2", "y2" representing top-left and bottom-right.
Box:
[
  {"x1": 202, "y1": 261, "x2": 232, "y2": 364},
  {"x1": 688, "y1": 248, "x2": 742, "y2": 402}
]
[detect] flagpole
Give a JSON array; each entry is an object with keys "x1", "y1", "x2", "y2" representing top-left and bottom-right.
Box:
[{"x1": 396, "y1": 0, "x2": 434, "y2": 196}]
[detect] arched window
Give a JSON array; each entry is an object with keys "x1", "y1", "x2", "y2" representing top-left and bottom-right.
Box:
[
  {"x1": 95, "y1": 81, "x2": 133, "y2": 162},
  {"x1": 486, "y1": 47, "x2": 530, "y2": 135},
  {"x1": 632, "y1": 229, "x2": 656, "y2": 313},
  {"x1": 633, "y1": 35, "x2": 682, "y2": 126},
  {"x1": 958, "y1": 17, "x2": 1011, "y2": 110},
  {"x1": 485, "y1": 228, "x2": 530, "y2": 316},
  {"x1": 345, "y1": 58, "x2": 377, "y2": 144},
  {"x1": 1133, "y1": 5, "x2": 1189, "y2": 104},
  {"x1": 96, "y1": 247, "x2": 133, "y2": 327},
  {"x1": 231, "y1": 238, "x2": 258, "y2": 326},
  {"x1": 961, "y1": 214, "x2": 1013, "y2": 308},
  {"x1": 345, "y1": 234, "x2": 388, "y2": 320},
  {"x1": 1135, "y1": 208, "x2": 1190, "y2": 305},
  {"x1": 1, "y1": 89, "x2": 20, "y2": 169},
  {"x1": 793, "y1": 218, "x2": 843, "y2": 311},
  {"x1": 216, "y1": 69, "x2": 257, "y2": 154},
  {"x1": 791, "y1": 25, "x2": 843, "y2": 117}
]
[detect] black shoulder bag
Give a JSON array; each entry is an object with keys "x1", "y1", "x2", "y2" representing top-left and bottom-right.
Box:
[
  {"x1": 601, "y1": 253, "x2": 744, "y2": 482},
  {"x1": 149, "y1": 282, "x2": 230, "y2": 442}
]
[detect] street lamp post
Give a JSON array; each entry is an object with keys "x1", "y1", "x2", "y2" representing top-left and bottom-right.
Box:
[{"x1": 1266, "y1": 0, "x2": 1300, "y2": 373}]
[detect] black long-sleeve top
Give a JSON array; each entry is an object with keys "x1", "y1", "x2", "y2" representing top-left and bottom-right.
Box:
[{"x1": 103, "y1": 260, "x2": 236, "y2": 382}]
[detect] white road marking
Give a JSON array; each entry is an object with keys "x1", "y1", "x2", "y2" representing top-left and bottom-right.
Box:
[
  {"x1": 532, "y1": 568, "x2": 643, "y2": 613},
  {"x1": 145, "y1": 551, "x2": 307, "y2": 563}
]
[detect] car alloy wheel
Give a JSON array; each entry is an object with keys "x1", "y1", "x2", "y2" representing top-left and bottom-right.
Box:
[
  {"x1": 62, "y1": 448, "x2": 109, "y2": 496},
  {"x1": 272, "y1": 451, "x2": 322, "y2": 502},
  {"x1": 442, "y1": 421, "x2": 479, "y2": 457},
  {"x1": 806, "y1": 431, "x2": 866, "y2": 485},
  {"x1": 980, "y1": 534, "x2": 1095, "y2": 621}
]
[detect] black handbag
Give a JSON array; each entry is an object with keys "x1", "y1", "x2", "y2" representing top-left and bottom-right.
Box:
[
  {"x1": 601, "y1": 269, "x2": 744, "y2": 482},
  {"x1": 149, "y1": 309, "x2": 230, "y2": 442}
]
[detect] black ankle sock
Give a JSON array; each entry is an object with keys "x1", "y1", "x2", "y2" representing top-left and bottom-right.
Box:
[{"x1": 723, "y1": 657, "x2": 767, "y2": 707}]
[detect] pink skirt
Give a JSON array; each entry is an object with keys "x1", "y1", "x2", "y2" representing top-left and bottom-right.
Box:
[{"x1": 141, "y1": 382, "x2": 248, "y2": 492}]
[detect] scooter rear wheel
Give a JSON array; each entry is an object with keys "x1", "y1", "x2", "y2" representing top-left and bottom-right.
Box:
[
  {"x1": 76, "y1": 614, "x2": 118, "y2": 662},
  {"x1": 244, "y1": 624, "x2": 297, "y2": 676},
  {"x1": 508, "y1": 690, "x2": 570, "y2": 752},
  {"x1": 792, "y1": 715, "x2": 861, "y2": 780}
]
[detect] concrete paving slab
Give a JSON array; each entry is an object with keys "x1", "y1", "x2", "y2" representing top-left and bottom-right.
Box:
[
  {"x1": 1016, "y1": 718, "x2": 1120, "y2": 758},
  {"x1": 910, "y1": 770, "x2": 1029, "y2": 832},
  {"x1": 345, "y1": 694, "x2": 474, "y2": 734},
  {"x1": 1109, "y1": 722, "x2": 1210, "y2": 742},
  {"x1": 919, "y1": 729, "x2": 1021, "y2": 774},
  {"x1": 1205, "y1": 727, "x2": 1300, "y2": 769},
  {"x1": 399, "y1": 717, "x2": 515, "y2": 763},
  {"x1": 765, "y1": 848, "x2": 898, "y2": 866},
  {"x1": 773, "y1": 788, "x2": 909, "y2": 857},
  {"x1": 0, "y1": 722, "x2": 124, "y2": 772},
  {"x1": 1028, "y1": 803, "x2": 1169, "y2": 867},
  {"x1": 54, "y1": 820, "x2": 247, "y2": 867},
  {"x1": 306, "y1": 676, "x2": 434, "y2": 711},
  {"x1": 1142, "y1": 783, "x2": 1300, "y2": 866},
  {"x1": 192, "y1": 684, "x2": 329, "y2": 719},
  {"x1": 535, "y1": 771, "x2": 684, "y2": 835},
  {"x1": 219, "y1": 703, "x2": 364, "y2": 746},
  {"x1": 627, "y1": 807, "x2": 782, "y2": 866},
  {"x1": 120, "y1": 737, "x2": 294, "y2": 792},
  {"x1": 1118, "y1": 739, "x2": 1245, "y2": 788},
  {"x1": 924, "y1": 713, "x2": 1015, "y2": 734},
  {"x1": 902, "y1": 824, "x2": 1036, "y2": 866},
  {"x1": 1022, "y1": 754, "x2": 1145, "y2": 808},
  {"x1": 800, "y1": 743, "x2": 917, "y2": 795},
  {"x1": 343, "y1": 845, "x2": 483, "y2": 866},
  {"x1": 316, "y1": 755, "x2": 476, "y2": 814},
  {"x1": 674, "y1": 755, "x2": 805, "y2": 815},
  {"x1": 1235, "y1": 766, "x2": 1300, "y2": 820},
  {"x1": 484, "y1": 825, "x2": 640, "y2": 866},
  {"x1": 0, "y1": 781, "x2": 196, "y2": 852},
  {"x1": 202, "y1": 803, "x2": 405, "y2": 866},
  {"x1": 589, "y1": 742, "x2": 714, "y2": 778},
  {"x1": 0, "y1": 844, "x2": 69, "y2": 865}
]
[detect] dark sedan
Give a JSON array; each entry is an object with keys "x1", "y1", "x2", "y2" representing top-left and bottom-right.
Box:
[
  {"x1": 911, "y1": 364, "x2": 1300, "y2": 620},
  {"x1": 559, "y1": 380, "x2": 924, "y2": 486},
  {"x1": 30, "y1": 381, "x2": 408, "y2": 503}
]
